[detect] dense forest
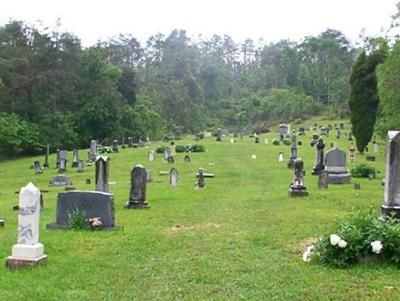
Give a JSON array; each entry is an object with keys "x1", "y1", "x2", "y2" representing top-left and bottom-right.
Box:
[{"x1": 0, "y1": 10, "x2": 399, "y2": 157}]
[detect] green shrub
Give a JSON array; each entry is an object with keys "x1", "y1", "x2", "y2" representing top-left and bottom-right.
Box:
[
  {"x1": 282, "y1": 139, "x2": 291, "y2": 146},
  {"x1": 190, "y1": 144, "x2": 205, "y2": 152},
  {"x1": 313, "y1": 209, "x2": 400, "y2": 267},
  {"x1": 351, "y1": 164, "x2": 377, "y2": 178},
  {"x1": 68, "y1": 208, "x2": 87, "y2": 230},
  {"x1": 272, "y1": 139, "x2": 280, "y2": 145},
  {"x1": 156, "y1": 146, "x2": 165, "y2": 153},
  {"x1": 175, "y1": 145, "x2": 186, "y2": 153}
]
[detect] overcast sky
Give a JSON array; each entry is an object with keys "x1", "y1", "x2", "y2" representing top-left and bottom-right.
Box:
[{"x1": 1, "y1": 0, "x2": 398, "y2": 46}]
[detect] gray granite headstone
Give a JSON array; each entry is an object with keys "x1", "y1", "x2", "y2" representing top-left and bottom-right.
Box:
[
  {"x1": 58, "y1": 158, "x2": 67, "y2": 173},
  {"x1": 71, "y1": 149, "x2": 79, "y2": 168},
  {"x1": 287, "y1": 134, "x2": 298, "y2": 168},
  {"x1": 289, "y1": 158, "x2": 308, "y2": 197},
  {"x1": 95, "y1": 156, "x2": 109, "y2": 192},
  {"x1": 89, "y1": 140, "x2": 97, "y2": 163},
  {"x1": 216, "y1": 128, "x2": 222, "y2": 142},
  {"x1": 320, "y1": 127, "x2": 328, "y2": 136},
  {"x1": 112, "y1": 140, "x2": 119, "y2": 153},
  {"x1": 77, "y1": 160, "x2": 84, "y2": 173},
  {"x1": 312, "y1": 138, "x2": 325, "y2": 175},
  {"x1": 47, "y1": 191, "x2": 115, "y2": 229},
  {"x1": 146, "y1": 169, "x2": 152, "y2": 183},
  {"x1": 324, "y1": 147, "x2": 351, "y2": 184},
  {"x1": 169, "y1": 168, "x2": 179, "y2": 187},
  {"x1": 381, "y1": 131, "x2": 400, "y2": 218},
  {"x1": 49, "y1": 175, "x2": 72, "y2": 186},
  {"x1": 279, "y1": 124, "x2": 288, "y2": 135},
  {"x1": 125, "y1": 165, "x2": 149, "y2": 209}
]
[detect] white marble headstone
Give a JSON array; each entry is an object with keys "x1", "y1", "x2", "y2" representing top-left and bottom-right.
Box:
[{"x1": 170, "y1": 168, "x2": 179, "y2": 187}]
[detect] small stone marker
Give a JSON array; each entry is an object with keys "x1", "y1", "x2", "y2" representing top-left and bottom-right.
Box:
[
  {"x1": 169, "y1": 168, "x2": 179, "y2": 187},
  {"x1": 77, "y1": 160, "x2": 84, "y2": 172},
  {"x1": 47, "y1": 190, "x2": 116, "y2": 229},
  {"x1": 288, "y1": 158, "x2": 308, "y2": 197},
  {"x1": 197, "y1": 168, "x2": 205, "y2": 188},
  {"x1": 381, "y1": 131, "x2": 400, "y2": 218},
  {"x1": 312, "y1": 138, "x2": 325, "y2": 175},
  {"x1": 278, "y1": 152, "x2": 284, "y2": 162},
  {"x1": 49, "y1": 175, "x2": 72, "y2": 186},
  {"x1": 318, "y1": 170, "x2": 329, "y2": 189},
  {"x1": 279, "y1": 123, "x2": 288, "y2": 136},
  {"x1": 348, "y1": 131, "x2": 353, "y2": 141},
  {"x1": 112, "y1": 140, "x2": 119, "y2": 153},
  {"x1": 324, "y1": 147, "x2": 351, "y2": 184},
  {"x1": 230, "y1": 138, "x2": 235, "y2": 143},
  {"x1": 125, "y1": 165, "x2": 149, "y2": 209},
  {"x1": 184, "y1": 155, "x2": 191, "y2": 163},
  {"x1": 0, "y1": 219, "x2": 4, "y2": 227},
  {"x1": 33, "y1": 161, "x2": 43, "y2": 174},
  {"x1": 320, "y1": 127, "x2": 328, "y2": 136},
  {"x1": 146, "y1": 169, "x2": 152, "y2": 183},
  {"x1": 264, "y1": 138, "x2": 269, "y2": 144},
  {"x1": 148, "y1": 150, "x2": 156, "y2": 162},
  {"x1": 43, "y1": 144, "x2": 50, "y2": 168},
  {"x1": 95, "y1": 156, "x2": 109, "y2": 192},
  {"x1": 6, "y1": 183, "x2": 47, "y2": 270}
]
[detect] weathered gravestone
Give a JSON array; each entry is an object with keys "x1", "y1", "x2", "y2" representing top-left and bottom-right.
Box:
[
  {"x1": 169, "y1": 168, "x2": 179, "y2": 187},
  {"x1": 125, "y1": 165, "x2": 149, "y2": 209},
  {"x1": 6, "y1": 183, "x2": 47, "y2": 270},
  {"x1": 318, "y1": 170, "x2": 329, "y2": 189},
  {"x1": 381, "y1": 131, "x2": 400, "y2": 218},
  {"x1": 324, "y1": 147, "x2": 351, "y2": 184},
  {"x1": 184, "y1": 155, "x2": 191, "y2": 163},
  {"x1": 287, "y1": 134, "x2": 298, "y2": 168},
  {"x1": 33, "y1": 161, "x2": 43, "y2": 174},
  {"x1": 58, "y1": 150, "x2": 68, "y2": 172},
  {"x1": 312, "y1": 138, "x2": 325, "y2": 175},
  {"x1": 349, "y1": 144, "x2": 356, "y2": 163},
  {"x1": 95, "y1": 156, "x2": 109, "y2": 192},
  {"x1": 56, "y1": 149, "x2": 60, "y2": 168},
  {"x1": 127, "y1": 137, "x2": 133, "y2": 148},
  {"x1": 112, "y1": 140, "x2": 119, "y2": 153},
  {"x1": 163, "y1": 148, "x2": 169, "y2": 162},
  {"x1": 216, "y1": 128, "x2": 222, "y2": 142},
  {"x1": 374, "y1": 143, "x2": 379, "y2": 153},
  {"x1": 77, "y1": 160, "x2": 84, "y2": 172},
  {"x1": 47, "y1": 191, "x2": 116, "y2": 229},
  {"x1": 88, "y1": 140, "x2": 97, "y2": 163},
  {"x1": 71, "y1": 149, "x2": 79, "y2": 168},
  {"x1": 279, "y1": 124, "x2": 288, "y2": 136},
  {"x1": 320, "y1": 127, "x2": 328, "y2": 136},
  {"x1": 148, "y1": 150, "x2": 156, "y2": 162},
  {"x1": 43, "y1": 144, "x2": 50, "y2": 168},
  {"x1": 288, "y1": 158, "x2": 308, "y2": 197},
  {"x1": 146, "y1": 169, "x2": 152, "y2": 183},
  {"x1": 278, "y1": 152, "x2": 284, "y2": 162},
  {"x1": 58, "y1": 158, "x2": 67, "y2": 173},
  {"x1": 49, "y1": 175, "x2": 72, "y2": 186},
  {"x1": 197, "y1": 168, "x2": 205, "y2": 188}
]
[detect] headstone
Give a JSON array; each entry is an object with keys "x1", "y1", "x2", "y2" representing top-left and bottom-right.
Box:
[
  {"x1": 71, "y1": 149, "x2": 79, "y2": 168},
  {"x1": 125, "y1": 165, "x2": 149, "y2": 209},
  {"x1": 59, "y1": 150, "x2": 68, "y2": 161},
  {"x1": 58, "y1": 158, "x2": 67, "y2": 173},
  {"x1": 184, "y1": 155, "x2": 191, "y2": 163},
  {"x1": 299, "y1": 127, "x2": 305, "y2": 135},
  {"x1": 312, "y1": 138, "x2": 325, "y2": 175},
  {"x1": 381, "y1": 132, "x2": 400, "y2": 218},
  {"x1": 318, "y1": 170, "x2": 329, "y2": 189},
  {"x1": 278, "y1": 152, "x2": 284, "y2": 162},
  {"x1": 49, "y1": 175, "x2": 72, "y2": 186},
  {"x1": 288, "y1": 158, "x2": 308, "y2": 197},
  {"x1": 348, "y1": 131, "x2": 353, "y2": 141},
  {"x1": 167, "y1": 155, "x2": 175, "y2": 164},
  {"x1": 197, "y1": 168, "x2": 205, "y2": 188},
  {"x1": 128, "y1": 137, "x2": 133, "y2": 148},
  {"x1": 43, "y1": 144, "x2": 50, "y2": 168},
  {"x1": 86, "y1": 179, "x2": 91, "y2": 185},
  {"x1": 77, "y1": 160, "x2": 84, "y2": 172},
  {"x1": 95, "y1": 156, "x2": 109, "y2": 192},
  {"x1": 324, "y1": 147, "x2": 351, "y2": 184},
  {"x1": 216, "y1": 128, "x2": 222, "y2": 142},
  {"x1": 279, "y1": 124, "x2": 288, "y2": 136},
  {"x1": 169, "y1": 168, "x2": 179, "y2": 187},
  {"x1": 349, "y1": 144, "x2": 356, "y2": 163},
  {"x1": 47, "y1": 191, "x2": 116, "y2": 229},
  {"x1": 374, "y1": 143, "x2": 379, "y2": 153},
  {"x1": 264, "y1": 138, "x2": 269, "y2": 144},
  {"x1": 33, "y1": 161, "x2": 43, "y2": 174},
  {"x1": 56, "y1": 149, "x2": 60, "y2": 168},
  {"x1": 287, "y1": 134, "x2": 298, "y2": 168},
  {"x1": 320, "y1": 127, "x2": 328, "y2": 136},
  {"x1": 112, "y1": 140, "x2": 119, "y2": 153},
  {"x1": 146, "y1": 169, "x2": 152, "y2": 183},
  {"x1": 89, "y1": 140, "x2": 97, "y2": 163},
  {"x1": 6, "y1": 183, "x2": 47, "y2": 270},
  {"x1": 148, "y1": 150, "x2": 156, "y2": 162}
]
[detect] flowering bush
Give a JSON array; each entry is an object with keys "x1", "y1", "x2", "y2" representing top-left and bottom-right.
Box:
[{"x1": 304, "y1": 209, "x2": 400, "y2": 267}]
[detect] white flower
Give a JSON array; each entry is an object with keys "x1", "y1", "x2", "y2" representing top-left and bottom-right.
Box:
[
  {"x1": 371, "y1": 240, "x2": 383, "y2": 254},
  {"x1": 251, "y1": 155, "x2": 256, "y2": 159},
  {"x1": 302, "y1": 246, "x2": 315, "y2": 262},
  {"x1": 330, "y1": 234, "x2": 341, "y2": 246},
  {"x1": 338, "y1": 239, "x2": 347, "y2": 248}
]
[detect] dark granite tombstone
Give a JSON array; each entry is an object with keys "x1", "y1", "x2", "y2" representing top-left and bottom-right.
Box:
[
  {"x1": 381, "y1": 131, "x2": 400, "y2": 218},
  {"x1": 71, "y1": 149, "x2": 79, "y2": 168},
  {"x1": 47, "y1": 191, "x2": 115, "y2": 229},
  {"x1": 112, "y1": 140, "x2": 119, "y2": 153},
  {"x1": 95, "y1": 156, "x2": 109, "y2": 192},
  {"x1": 43, "y1": 144, "x2": 50, "y2": 168},
  {"x1": 184, "y1": 155, "x2": 191, "y2": 163},
  {"x1": 197, "y1": 168, "x2": 205, "y2": 188},
  {"x1": 125, "y1": 165, "x2": 149, "y2": 209},
  {"x1": 289, "y1": 158, "x2": 308, "y2": 197},
  {"x1": 324, "y1": 147, "x2": 351, "y2": 184},
  {"x1": 312, "y1": 138, "x2": 325, "y2": 175},
  {"x1": 287, "y1": 134, "x2": 298, "y2": 168},
  {"x1": 318, "y1": 170, "x2": 329, "y2": 189},
  {"x1": 49, "y1": 175, "x2": 72, "y2": 186},
  {"x1": 216, "y1": 128, "x2": 222, "y2": 142},
  {"x1": 34, "y1": 161, "x2": 43, "y2": 174}
]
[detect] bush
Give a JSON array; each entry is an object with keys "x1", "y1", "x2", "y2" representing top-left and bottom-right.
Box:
[
  {"x1": 190, "y1": 144, "x2": 205, "y2": 152},
  {"x1": 351, "y1": 164, "x2": 377, "y2": 178},
  {"x1": 313, "y1": 209, "x2": 400, "y2": 267},
  {"x1": 175, "y1": 145, "x2": 186, "y2": 153},
  {"x1": 156, "y1": 146, "x2": 165, "y2": 154},
  {"x1": 282, "y1": 139, "x2": 291, "y2": 146},
  {"x1": 68, "y1": 208, "x2": 87, "y2": 230},
  {"x1": 272, "y1": 139, "x2": 280, "y2": 146}
]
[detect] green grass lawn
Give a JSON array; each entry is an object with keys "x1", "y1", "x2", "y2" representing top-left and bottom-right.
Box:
[{"x1": 0, "y1": 120, "x2": 398, "y2": 301}]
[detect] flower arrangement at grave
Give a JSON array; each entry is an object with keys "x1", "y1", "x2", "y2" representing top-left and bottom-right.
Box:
[
  {"x1": 302, "y1": 209, "x2": 400, "y2": 267},
  {"x1": 88, "y1": 217, "x2": 103, "y2": 230}
]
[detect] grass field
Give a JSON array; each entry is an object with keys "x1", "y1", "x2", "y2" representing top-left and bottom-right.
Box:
[{"x1": 1, "y1": 119, "x2": 398, "y2": 301}]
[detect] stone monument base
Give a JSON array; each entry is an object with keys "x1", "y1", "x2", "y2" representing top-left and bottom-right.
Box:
[
  {"x1": 288, "y1": 187, "x2": 309, "y2": 197},
  {"x1": 381, "y1": 205, "x2": 400, "y2": 219},
  {"x1": 327, "y1": 173, "x2": 351, "y2": 184},
  {"x1": 6, "y1": 243, "x2": 47, "y2": 270},
  {"x1": 124, "y1": 202, "x2": 150, "y2": 209}
]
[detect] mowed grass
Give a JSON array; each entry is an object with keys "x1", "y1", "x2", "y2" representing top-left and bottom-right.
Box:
[{"x1": 0, "y1": 120, "x2": 399, "y2": 301}]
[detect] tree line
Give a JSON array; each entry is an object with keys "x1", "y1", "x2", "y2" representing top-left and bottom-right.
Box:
[{"x1": 0, "y1": 20, "x2": 358, "y2": 157}]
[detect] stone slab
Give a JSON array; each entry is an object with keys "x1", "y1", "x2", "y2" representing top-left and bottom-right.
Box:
[{"x1": 6, "y1": 255, "x2": 47, "y2": 270}]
